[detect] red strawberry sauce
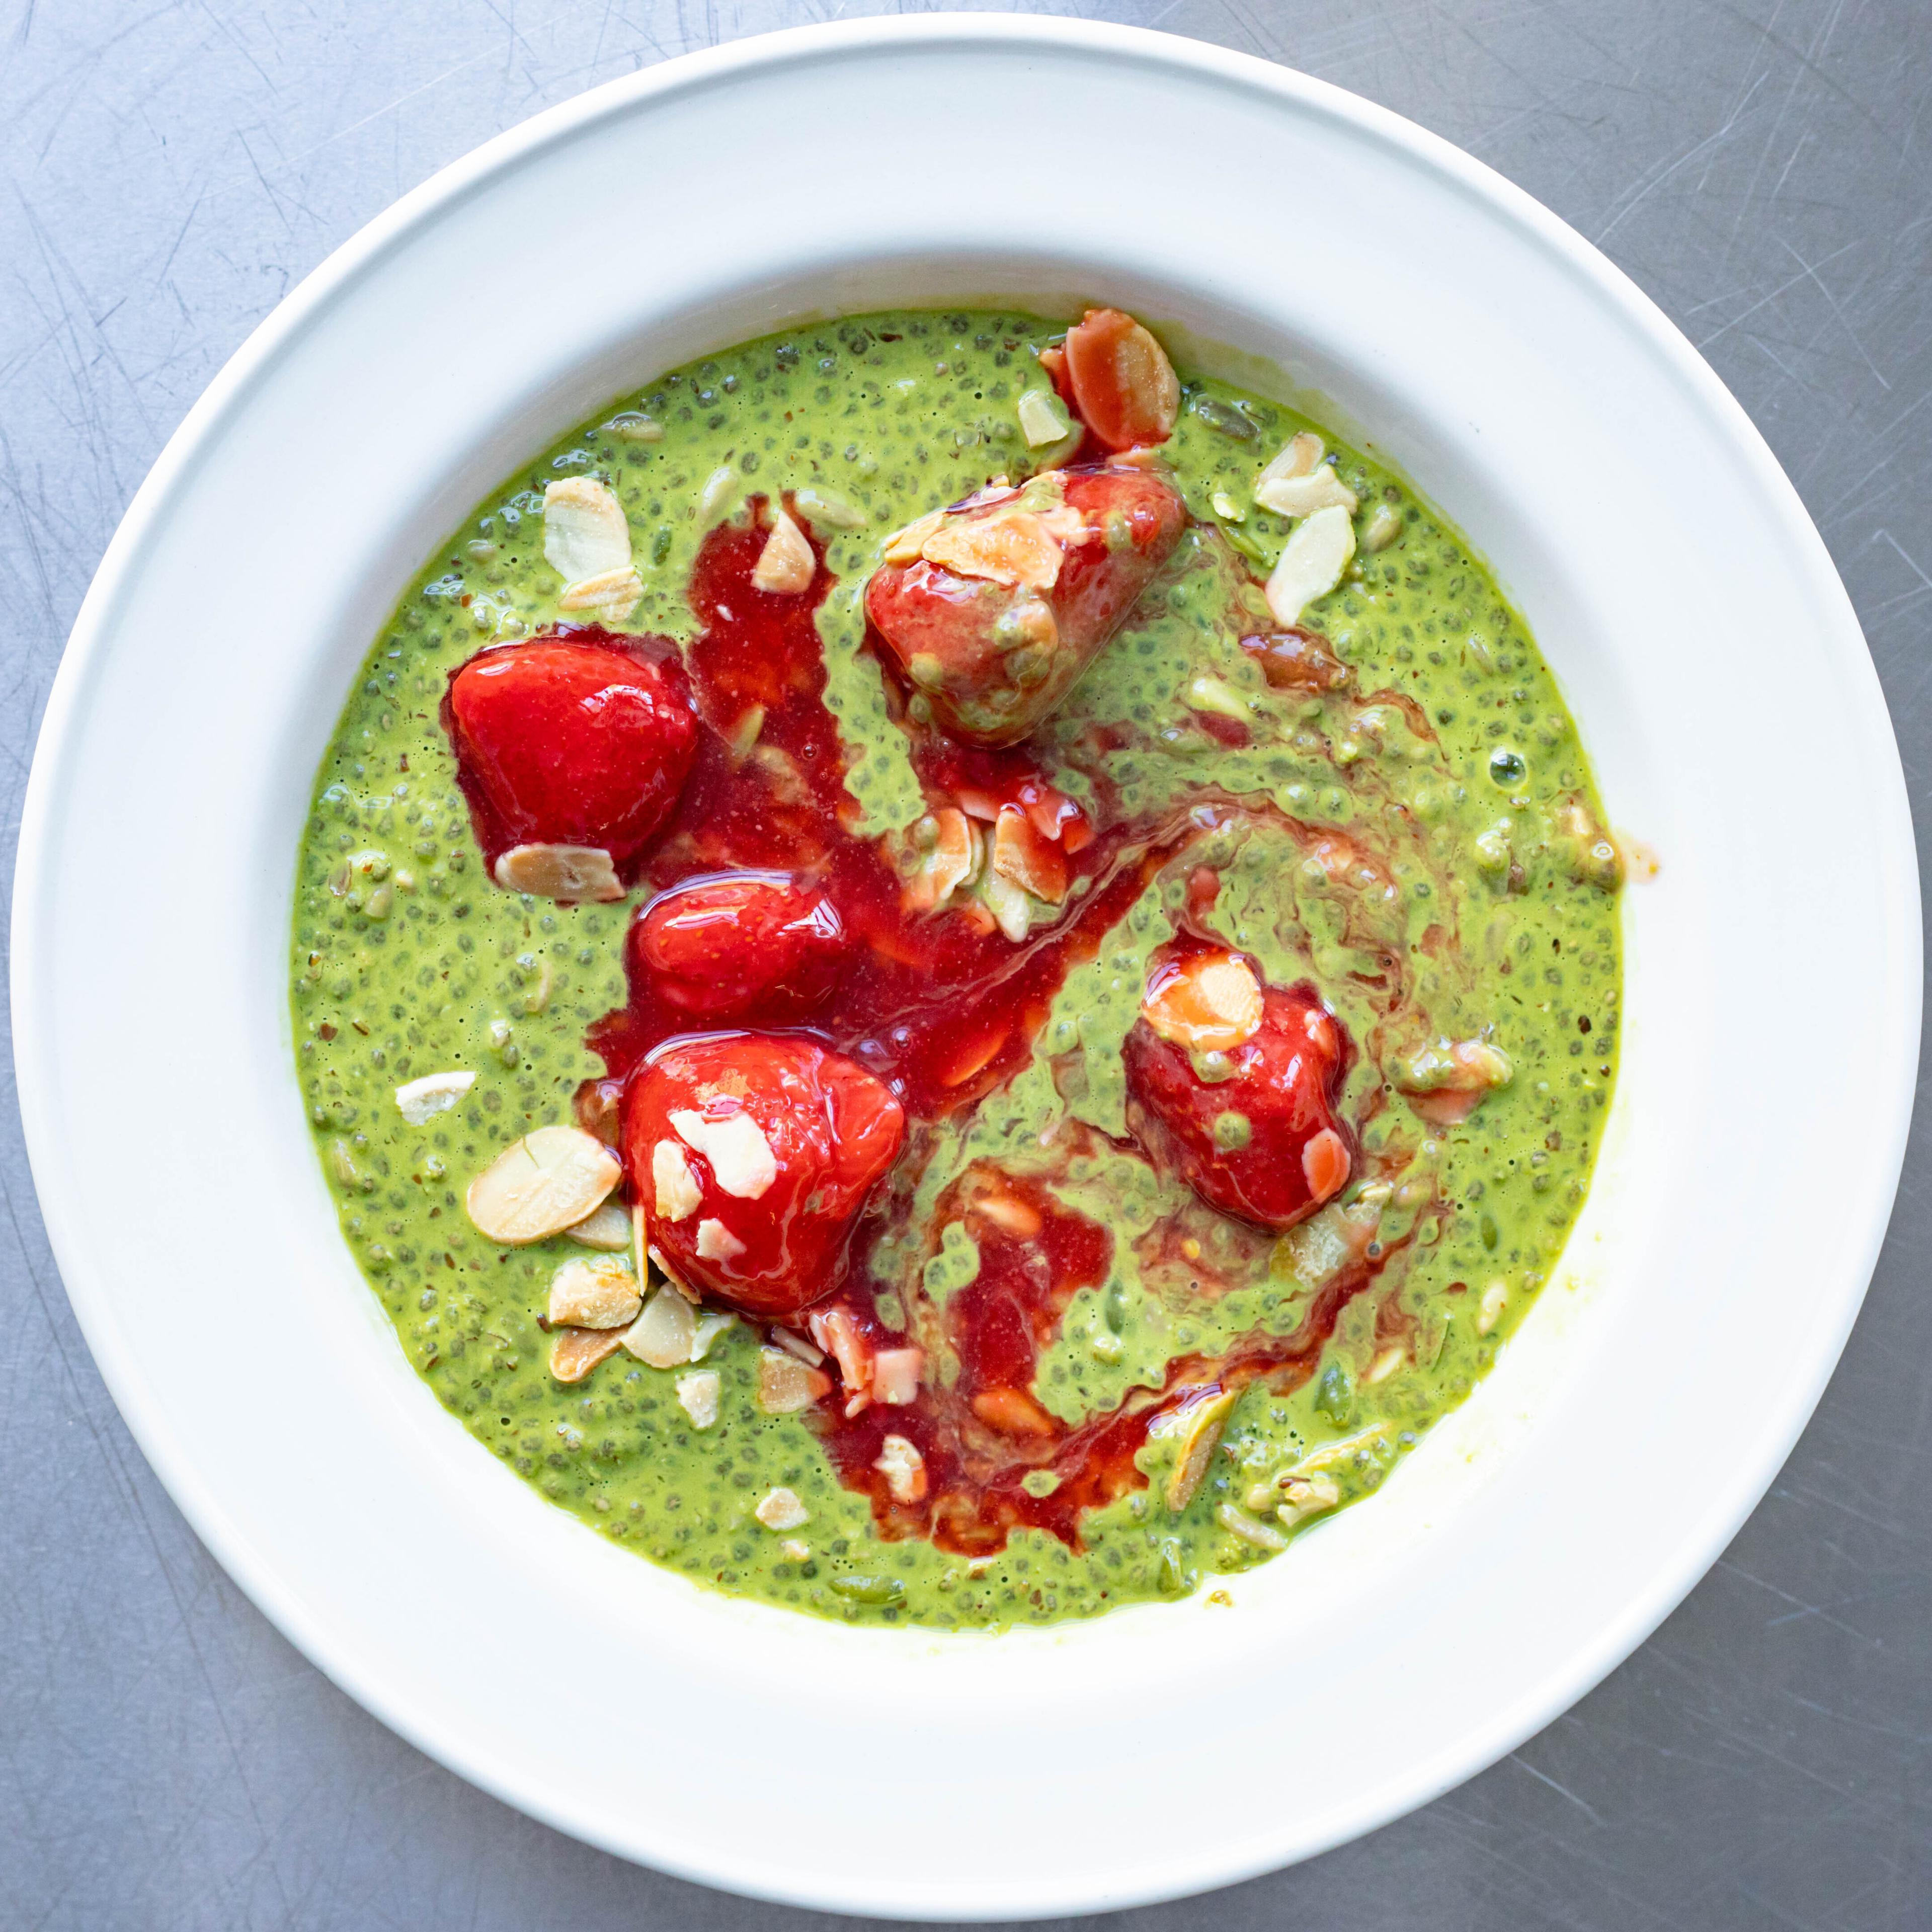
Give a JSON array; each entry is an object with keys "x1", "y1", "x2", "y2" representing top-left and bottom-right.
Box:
[{"x1": 564, "y1": 499, "x2": 1409, "y2": 1554}]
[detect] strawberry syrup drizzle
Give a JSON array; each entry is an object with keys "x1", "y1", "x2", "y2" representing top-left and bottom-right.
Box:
[{"x1": 582, "y1": 500, "x2": 1409, "y2": 1554}]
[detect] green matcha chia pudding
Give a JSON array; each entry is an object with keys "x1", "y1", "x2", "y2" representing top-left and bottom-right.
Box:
[{"x1": 290, "y1": 305, "x2": 1624, "y2": 1629}]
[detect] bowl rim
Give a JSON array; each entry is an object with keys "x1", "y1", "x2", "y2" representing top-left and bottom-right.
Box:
[{"x1": 13, "y1": 13, "x2": 1920, "y2": 1917}]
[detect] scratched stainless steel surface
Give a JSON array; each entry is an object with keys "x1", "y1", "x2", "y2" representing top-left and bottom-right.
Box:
[{"x1": 4, "y1": 3, "x2": 1928, "y2": 1926}]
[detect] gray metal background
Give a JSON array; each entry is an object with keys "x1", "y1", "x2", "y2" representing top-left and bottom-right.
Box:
[{"x1": 4, "y1": 4, "x2": 1928, "y2": 1927}]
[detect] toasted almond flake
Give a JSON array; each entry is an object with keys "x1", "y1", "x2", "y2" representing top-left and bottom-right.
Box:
[
  {"x1": 695, "y1": 1217, "x2": 746, "y2": 1263},
  {"x1": 882, "y1": 508, "x2": 947, "y2": 564},
  {"x1": 1142, "y1": 951, "x2": 1264, "y2": 1052},
  {"x1": 991, "y1": 807, "x2": 1068, "y2": 904},
  {"x1": 548, "y1": 1325, "x2": 624, "y2": 1383},
  {"x1": 698, "y1": 464, "x2": 740, "y2": 518},
  {"x1": 982, "y1": 867, "x2": 1032, "y2": 942},
  {"x1": 669, "y1": 1108, "x2": 777, "y2": 1200},
  {"x1": 565, "y1": 1200, "x2": 632, "y2": 1251},
  {"x1": 1254, "y1": 468, "x2": 1358, "y2": 519},
  {"x1": 1361, "y1": 503, "x2": 1404, "y2": 551},
  {"x1": 758, "y1": 1347, "x2": 831, "y2": 1415},
  {"x1": 1264, "y1": 504, "x2": 1356, "y2": 629},
  {"x1": 1164, "y1": 1389, "x2": 1237, "y2": 1511},
  {"x1": 1267, "y1": 502, "x2": 1360, "y2": 629},
  {"x1": 903, "y1": 809, "x2": 982, "y2": 914},
  {"x1": 651, "y1": 1139, "x2": 703, "y2": 1222},
  {"x1": 873, "y1": 1434, "x2": 928, "y2": 1503},
  {"x1": 1395, "y1": 1038, "x2": 1514, "y2": 1095},
  {"x1": 466, "y1": 1124, "x2": 621, "y2": 1245},
  {"x1": 1183, "y1": 674, "x2": 1254, "y2": 722},
  {"x1": 394, "y1": 1070, "x2": 475, "y2": 1126},
  {"x1": 1210, "y1": 490, "x2": 1246, "y2": 522},
  {"x1": 492, "y1": 843, "x2": 623, "y2": 904},
  {"x1": 689, "y1": 1312, "x2": 737, "y2": 1362},
  {"x1": 1291, "y1": 1423, "x2": 1396, "y2": 1480},
  {"x1": 543, "y1": 477, "x2": 632, "y2": 582},
  {"x1": 970, "y1": 1387, "x2": 1057, "y2": 1438},
  {"x1": 558, "y1": 564, "x2": 642, "y2": 618},
  {"x1": 791, "y1": 485, "x2": 867, "y2": 530},
  {"x1": 752, "y1": 509, "x2": 815, "y2": 594},
  {"x1": 973, "y1": 1191, "x2": 1042, "y2": 1238},
  {"x1": 648, "y1": 1241, "x2": 697, "y2": 1303},
  {"x1": 1278, "y1": 1474, "x2": 1342, "y2": 1526},
  {"x1": 621, "y1": 1286, "x2": 698, "y2": 1369},
  {"x1": 780, "y1": 1538, "x2": 812, "y2": 1561},
  {"x1": 1016, "y1": 386, "x2": 1074, "y2": 449},
  {"x1": 1217, "y1": 1502, "x2": 1287, "y2": 1551},
  {"x1": 1478, "y1": 1279, "x2": 1510, "y2": 1335},
  {"x1": 755, "y1": 1487, "x2": 811, "y2": 1531},
  {"x1": 1302, "y1": 1126, "x2": 1351, "y2": 1202},
  {"x1": 547, "y1": 1254, "x2": 642, "y2": 1329},
  {"x1": 675, "y1": 1369, "x2": 720, "y2": 1428},
  {"x1": 920, "y1": 508, "x2": 1066, "y2": 591},
  {"x1": 771, "y1": 1327, "x2": 826, "y2": 1366},
  {"x1": 1365, "y1": 1344, "x2": 1406, "y2": 1385},
  {"x1": 870, "y1": 1347, "x2": 924, "y2": 1406},
  {"x1": 724, "y1": 703, "x2": 766, "y2": 762},
  {"x1": 1258, "y1": 431, "x2": 1325, "y2": 489},
  {"x1": 812, "y1": 1307, "x2": 873, "y2": 1398}
]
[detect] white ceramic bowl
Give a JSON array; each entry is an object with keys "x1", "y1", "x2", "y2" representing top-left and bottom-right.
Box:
[{"x1": 13, "y1": 16, "x2": 1918, "y2": 1919}]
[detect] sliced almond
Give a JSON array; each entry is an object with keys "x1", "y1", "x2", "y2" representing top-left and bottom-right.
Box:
[
  {"x1": 791, "y1": 485, "x2": 866, "y2": 530},
  {"x1": 1257, "y1": 431, "x2": 1325, "y2": 489},
  {"x1": 870, "y1": 1347, "x2": 924, "y2": 1406},
  {"x1": 676, "y1": 1369, "x2": 721, "y2": 1428},
  {"x1": 695, "y1": 1217, "x2": 746, "y2": 1263},
  {"x1": 651, "y1": 1138, "x2": 703, "y2": 1222},
  {"x1": 873, "y1": 1434, "x2": 928, "y2": 1503},
  {"x1": 1216, "y1": 1502, "x2": 1287, "y2": 1551},
  {"x1": 771, "y1": 1327, "x2": 825, "y2": 1366},
  {"x1": 903, "y1": 809, "x2": 982, "y2": 914},
  {"x1": 1361, "y1": 503, "x2": 1404, "y2": 552},
  {"x1": 1164, "y1": 1387, "x2": 1237, "y2": 1512},
  {"x1": 1278, "y1": 1473, "x2": 1342, "y2": 1527},
  {"x1": 991, "y1": 806, "x2": 1068, "y2": 904},
  {"x1": 982, "y1": 867, "x2": 1032, "y2": 943},
  {"x1": 558, "y1": 564, "x2": 643, "y2": 618},
  {"x1": 758, "y1": 1347, "x2": 831, "y2": 1414},
  {"x1": 1016, "y1": 386, "x2": 1074, "y2": 450},
  {"x1": 698, "y1": 464, "x2": 740, "y2": 518},
  {"x1": 1254, "y1": 468, "x2": 1358, "y2": 519},
  {"x1": 565, "y1": 1200, "x2": 632, "y2": 1251},
  {"x1": 1301, "y1": 1126, "x2": 1351, "y2": 1202},
  {"x1": 921, "y1": 509, "x2": 1065, "y2": 591},
  {"x1": 543, "y1": 477, "x2": 632, "y2": 582},
  {"x1": 621, "y1": 1286, "x2": 698, "y2": 1369},
  {"x1": 466, "y1": 1124, "x2": 621, "y2": 1245},
  {"x1": 883, "y1": 508, "x2": 947, "y2": 564},
  {"x1": 548, "y1": 1325, "x2": 625, "y2": 1384},
  {"x1": 1478, "y1": 1279, "x2": 1510, "y2": 1335},
  {"x1": 689, "y1": 1311, "x2": 737, "y2": 1362},
  {"x1": 755, "y1": 1487, "x2": 811, "y2": 1531},
  {"x1": 394, "y1": 1070, "x2": 475, "y2": 1126},
  {"x1": 492, "y1": 844, "x2": 623, "y2": 904},
  {"x1": 970, "y1": 1387, "x2": 1056, "y2": 1438},
  {"x1": 1264, "y1": 503, "x2": 1356, "y2": 629},
  {"x1": 1141, "y1": 951, "x2": 1263, "y2": 1052},
  {"x1": 752, "y1": 509, "x2": 815, "y2": 594},
  {"x1": 669, "y1": 1108, "x2": 777, "y2": 1200},
  {"x1": 547, "y1": 1254, "x2": 642, "y2": 1330}
]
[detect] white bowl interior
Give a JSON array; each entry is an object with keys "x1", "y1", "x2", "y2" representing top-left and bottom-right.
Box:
[{"x1": 13, "y1": 19, "x2": 1916, "y2": 1919}]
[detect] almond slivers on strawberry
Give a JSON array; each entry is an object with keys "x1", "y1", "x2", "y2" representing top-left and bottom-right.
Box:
[{"x1": 1141, "y1": 951, "x2": 1263, "y2": 1052}]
